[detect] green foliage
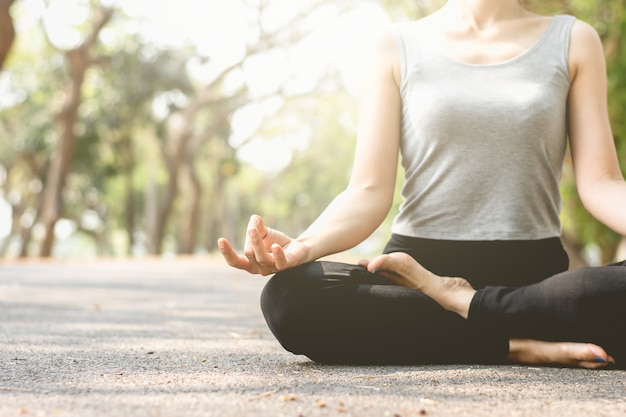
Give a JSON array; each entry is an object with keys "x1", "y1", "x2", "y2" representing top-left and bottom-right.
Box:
[
  {"x1": 376, "y1": 0, "x2": 444, "y2": 20},
  {"x1": 268, "y1": 92, "x2": 357, "y2": 236},
  {"x1": 221, "y1": 91, "x2": 358, "y2": 246},
  {"x1": 1, "y1": 0, "x2": 625, "y2": 260}
]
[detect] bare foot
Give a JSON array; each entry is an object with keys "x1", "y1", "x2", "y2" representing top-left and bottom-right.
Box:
[
  {"x1": 508, "y1": 339, "x2": 616, "y2": 369},
  {"x1": 366, "y1": 252, "x2": 477, "y2": 318}
]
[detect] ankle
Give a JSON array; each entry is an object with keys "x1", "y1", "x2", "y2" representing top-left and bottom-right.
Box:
[{"x1": 438, "y1": 276, "x2": 475, "y2": 319}]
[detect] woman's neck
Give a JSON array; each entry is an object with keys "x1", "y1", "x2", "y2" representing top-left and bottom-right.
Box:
[{"x1": 442, "y1": 0, "x2": 527, "y2": 30}]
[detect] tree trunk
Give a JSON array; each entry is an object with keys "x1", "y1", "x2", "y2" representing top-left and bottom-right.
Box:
[
  {"x1": 38, "y1": 48, "x2": 86, "y2": 257},
  {"x1": 0, "y1": 196, "x2": 21, "y2": 257},
  {"x1": 119, "y1": 135, "x2": 136, "y2": 255},
  {"x1": 124, "y1": 168, "x2": 136, "y2": 255},
  {"x1": 148, "y1": 129, "x2": 192, "y2": 255},
  {"x1": 178, "y1": 154, "x2": 202, "y2": 255},
  {"x1": 148, "y1": 102, "x2": 202, "y2": 255},
  {"x1": 37, "y1": 7, "x2": 113, "y2": 257},
  {"x1": 144, "y1": 162, "x2": 159, "y2": 255},
  {"x1": 0, "y1": 0, "x2": 15, "y2": 72},
  {"x1": 202, "y1": 163, "x2": 223, "y2": 253}
]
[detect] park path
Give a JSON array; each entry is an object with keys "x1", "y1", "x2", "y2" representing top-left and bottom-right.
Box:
[{"x1": 1, "y1": 257, "x2": 625, "y2": 417}]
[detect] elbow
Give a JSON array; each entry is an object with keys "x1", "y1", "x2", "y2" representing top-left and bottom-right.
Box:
[
  {"x1": 348, "y1": 183, "x2": 394, "y2": 220},
  {"x1": 577, "y1": 182, "x2": 604, "y2": 215},
  {"x1": 577, "y1": 172, "x2": 624, "y2": 201},
  {"x1": 576, "y1": 183, "x2": 594, "y2": 210}
]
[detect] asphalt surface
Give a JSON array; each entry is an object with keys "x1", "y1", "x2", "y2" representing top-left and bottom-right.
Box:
[{"x1": 1, "y1": 257, "x2": 625, "y2": 417}]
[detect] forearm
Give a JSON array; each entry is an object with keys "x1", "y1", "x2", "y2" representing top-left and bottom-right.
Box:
[
  {"x1": 580, "y1": 177, "x2": 626, "y2": 236},
  {"x1": 297, "y1": 186, "x2": 393, "y2": 262}
]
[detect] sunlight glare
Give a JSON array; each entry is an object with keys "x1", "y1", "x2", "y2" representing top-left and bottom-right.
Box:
[{"x1": 42, "y1": 0, "x2": 90, "y2": 49}]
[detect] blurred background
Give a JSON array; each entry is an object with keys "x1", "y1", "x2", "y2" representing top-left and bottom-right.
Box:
[{"x1": 0, "y1": 0, "x2": 624, "y2": 265}]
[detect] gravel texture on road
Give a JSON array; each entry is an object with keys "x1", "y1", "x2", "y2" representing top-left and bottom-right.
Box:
[{"x1": 1, "y1": 258, "x2": 625, "y2": 417}]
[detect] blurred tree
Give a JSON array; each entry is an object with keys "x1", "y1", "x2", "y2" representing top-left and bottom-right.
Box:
[
  {"x1": 3, "y1": 0, "x2": 622, "y2": 260},
  {"x1": 145, "y1": 0, "x2": 355, "y2": 255},
  {"x1": 255, "y1": 91, "x2": 355, "y2": 236},
  {"x1": 0, "y1": 17, "x2": 65, "y2": 256},
  {"x1": 91, "y1": 44, "x2": 196, "y2": 255},
  {"x1": 145, "y1": 75, "x2": 245, "y2": 255},
  {"x1": 1, "y1": 0, "x2": 360, "y2": 258},
  {"x1": 35, "y1": 3, "x2": 113, "y2": 257},
  {"x1": 378, "y1": 0, "x2": 441, "y2": 20}
]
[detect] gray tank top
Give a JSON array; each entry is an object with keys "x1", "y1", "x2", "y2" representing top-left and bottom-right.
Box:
[{"x1": 391, "y1": 15, "x2": 576, "y2": 240}]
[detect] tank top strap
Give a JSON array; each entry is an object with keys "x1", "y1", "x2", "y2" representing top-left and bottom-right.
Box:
[
  {"x1": 393, "y1": 22, "x2": 422, "y2": 95},
  {"x1": 537, "y1": 15, "x2": 576, "y2": 73}
]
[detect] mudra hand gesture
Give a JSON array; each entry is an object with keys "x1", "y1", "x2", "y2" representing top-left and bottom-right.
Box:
[{"x1": 218, "y1": 215, "x2": 310, "y2": 276}]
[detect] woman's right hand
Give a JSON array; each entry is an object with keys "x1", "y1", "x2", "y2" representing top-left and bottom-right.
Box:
[{"x1": 217, "y1": 215, "x2": 310, "y2": 276}]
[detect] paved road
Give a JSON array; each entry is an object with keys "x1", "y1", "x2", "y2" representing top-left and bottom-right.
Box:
[{"x1": 1, "y1": 258, "x2": 625, "y2": 417}]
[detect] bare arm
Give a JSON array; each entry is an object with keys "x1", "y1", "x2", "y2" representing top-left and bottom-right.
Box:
[
  {"x1": 568, "y1": 20, "x2": 626, "y2": 236},
  {"x1": 219, "y1": 28, "x2": 403, "y2": 274}
]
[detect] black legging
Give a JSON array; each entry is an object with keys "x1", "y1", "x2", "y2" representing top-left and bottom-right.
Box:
[
  {"x1": 260, "y1": 235, "x2": 626, "y2": 367},
  {"x1": 470, "y1": 261, "x2": 626, "y2": 363}
]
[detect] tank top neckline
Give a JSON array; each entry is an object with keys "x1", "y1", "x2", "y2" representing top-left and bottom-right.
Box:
[{"x1": 432, "y1": 15, "x2": 562, "y2": 69}]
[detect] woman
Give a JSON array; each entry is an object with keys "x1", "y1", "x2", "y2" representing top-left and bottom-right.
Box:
[{"x1": 218, "y1": 0, "x2": 626, "y2": 368}]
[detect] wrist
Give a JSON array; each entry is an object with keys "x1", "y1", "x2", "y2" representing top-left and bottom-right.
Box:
[{"x1": 296, "y1": 237, "x2": 319, "y2": 263}]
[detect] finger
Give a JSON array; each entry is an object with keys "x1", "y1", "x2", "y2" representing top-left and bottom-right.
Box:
[
  {"x1": 244, "y1": 215, "x2": 268, "y2": 256},
  {"x1": 252, "y1": 214, "x2": 268, "y2": 238},
  {"x1": 218, "y1": 238, "x2": 253, "y2": 271},
  {"x1": 218, "y1": 238, "x2": 251, "y2": 268},
  {"x1": 357, "y1": 259, "x2": 370, "y2": 269},
  {"x1": 243, "y1": 216, "x2": 258, "y2": 252},
  {"x1": 271, "y1": 243, "x2": 288, "y2": 270},
  {"x1": 248, "y1": 227, "x2": 275, "y2": 267},
  {"x1": 247, "y1": 214, "x2": 269, "y2": 240}
]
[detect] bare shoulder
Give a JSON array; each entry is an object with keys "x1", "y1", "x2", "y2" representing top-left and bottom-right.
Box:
[
  {"x1": 366, "y1": 24, "x2": 402, "y2": 85},
  {"x1": 568, "y1": 18, "x2": 605, "y2": 80},
  {"x1": 370, "y1": 24, "x2": 400, "y2": 53},
  {"x1": 571, "y1": 18, "x2": 602, "y2": 46},
  {"x1": 569, "y1": 19, "x2": 604, "y2": 64},
  {"x1": 368, "y1": 13, "x2": 439, "y2": 85}
]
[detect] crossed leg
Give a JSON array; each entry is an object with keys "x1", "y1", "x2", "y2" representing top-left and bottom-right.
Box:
[{"x1": 364, "y1": 253, "x2": 619, "y2": 369}]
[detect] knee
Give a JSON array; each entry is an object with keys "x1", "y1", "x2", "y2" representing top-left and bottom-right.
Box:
[
  {"x1": 260, "y1": 261, "x2": 356, "y2": 327},
  {"x1": 260, "y1": 262, "x2": 325, "y2": 315},
  {"x1": 260, "y1": 262, "x2": 326, "y2": 356},
  {"x1": 259, "y1": 261, "x2": 359, "y2": 361},
  {"x1": 260, "y1": 268, "x2": 301, "y2": 338}
]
